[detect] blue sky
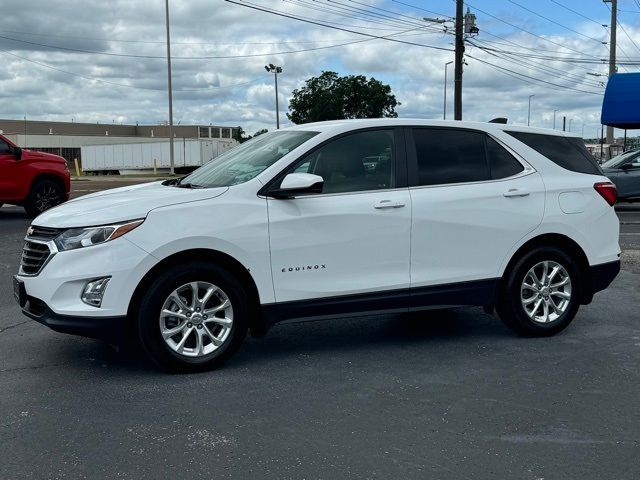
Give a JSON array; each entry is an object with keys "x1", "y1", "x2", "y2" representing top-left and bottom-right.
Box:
[{"x1": 1, "y1": 0, "x2": 639, "y2": 138}]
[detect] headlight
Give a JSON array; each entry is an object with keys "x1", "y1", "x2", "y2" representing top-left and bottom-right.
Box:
[{"x1": 54, "y1": 219, "x2": 144, "y2": 251}]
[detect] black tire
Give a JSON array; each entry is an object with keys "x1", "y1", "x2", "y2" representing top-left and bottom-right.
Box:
[
  {"x1": 496, "y1": 246, "x2": 582, "y2": 337},
  {"x1": 24, "y1": 179, "x2": 63, "y2": 217},
  {"x1": 136, "y1": 262, "x2": 249, "y2": 373}
]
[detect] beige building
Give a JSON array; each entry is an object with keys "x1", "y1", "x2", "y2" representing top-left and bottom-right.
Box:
[{"x1": 0, "y1": 119, "x2": 241, "y2": 165}]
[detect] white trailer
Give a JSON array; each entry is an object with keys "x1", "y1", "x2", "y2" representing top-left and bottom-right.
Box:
[{"x1": 81, "y1": 138, "x2": 236, "y2": 174}]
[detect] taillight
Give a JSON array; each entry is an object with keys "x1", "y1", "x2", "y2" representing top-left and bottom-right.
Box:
[{"x1": 594, "y1": 182, "x2": 617, "y2": 206}]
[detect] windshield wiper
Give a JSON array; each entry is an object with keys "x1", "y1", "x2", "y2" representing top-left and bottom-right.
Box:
[{"x1": 173, "y1": 182, "x2": 205, "y2": 189}]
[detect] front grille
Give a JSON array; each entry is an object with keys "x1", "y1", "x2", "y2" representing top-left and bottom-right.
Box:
[
  {"x1": 29, "y1": 226, "x2": 62, "y2": 239},
  {"x1": 20, "y1": 240, "x2": 52, "y2": 276}
]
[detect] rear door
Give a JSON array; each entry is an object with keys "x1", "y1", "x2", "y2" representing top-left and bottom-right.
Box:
[
  {"x1": 407, "y1": 127, "x2": 545, "y2": 290},
  {"x1": 266, "y1": 128, "x2": 411, "y2": 304}
]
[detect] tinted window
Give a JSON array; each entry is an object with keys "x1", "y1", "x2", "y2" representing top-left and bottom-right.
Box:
[
  {"x1": 291, "y1": 130, "x2": 395, "y2": 194},
  {"x1": 506, "y1": 131, "x2": 602, "y2": 175},
  {"x1": 0, "y1": 139, "x2": 11, "y2": 154},
  {"x1": 413, "y1": 129, "x2": 489, "y2": 186},
  {"x1": 486, "y1": 137, "x2": 524, "y2": 179}
]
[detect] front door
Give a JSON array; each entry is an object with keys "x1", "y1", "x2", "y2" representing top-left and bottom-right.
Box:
[
  {"x1": 267, "y1": 128, "x2": 411, "y2": 303},
  {"x1": 0, "y1": 138, "x2": 20, "y2": 202}
]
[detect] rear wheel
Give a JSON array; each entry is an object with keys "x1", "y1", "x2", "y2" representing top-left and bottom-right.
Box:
[
  {"x1": 496, "y1": 246, "x2": 582, "y2": 336},
  {"x1": 136, "y1": 262, "x2": 249, "y2": 372},
  {"x1": 24, "y1": 179, "x2": 63, "y2": 216}
]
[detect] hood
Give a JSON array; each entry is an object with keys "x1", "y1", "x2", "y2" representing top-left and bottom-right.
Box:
[
  {"x1": 23, "y1": 149, "x2": 66, "y2": 165},
  {"x1": 34, "y1": 181, "x2": 229, "y2": 228}
]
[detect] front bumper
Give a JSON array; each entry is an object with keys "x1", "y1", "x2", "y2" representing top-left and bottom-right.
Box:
[
  {"x1": 21, "y1": 295, "x2": 126, "y2": 343},
  {"x1": 16, "y1": 236, "x2": 155, "y2": 318}
]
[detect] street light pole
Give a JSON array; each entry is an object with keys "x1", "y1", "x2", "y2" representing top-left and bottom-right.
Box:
[
  {"x1": 165, "y1": 0, "x2": 175, "y2": 175},
  {"x1": 553, "y1": 109, "x2": 559, "y2": 129},
  {"x1": 265, "y1": 64, "x2": 283, "y2": 129},
  {"x1": 444, "y1": 61, "x2": 453, "y2": 120},
  {"x1": 527, "y1": 94, "x2": 535, "y2": 126}
]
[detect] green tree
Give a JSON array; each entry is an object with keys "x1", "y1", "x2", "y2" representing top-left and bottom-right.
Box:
[{"x1": 287, "y1": 71, "x2": 399, "y2": 124}]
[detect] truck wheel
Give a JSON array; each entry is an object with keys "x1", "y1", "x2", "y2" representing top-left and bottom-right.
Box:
[
  {"x1": 24, "y1": 180, "x2": 63, "y2": 216},
  {"x1": 496, "y1": 246, "x2": 582, "y2": 337},
  {"x1": 135, "y1": 262, "x2": 249, "y2": 373}
]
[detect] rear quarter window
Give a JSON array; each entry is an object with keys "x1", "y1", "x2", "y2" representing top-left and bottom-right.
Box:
[{"x1": 506, "y1": 131, "x2": 602, "y2": 175}]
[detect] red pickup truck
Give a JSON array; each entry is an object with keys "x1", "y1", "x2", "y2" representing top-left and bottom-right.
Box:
[{"x1": 0, "y1": 134, "x2": 70, "y2": 216}]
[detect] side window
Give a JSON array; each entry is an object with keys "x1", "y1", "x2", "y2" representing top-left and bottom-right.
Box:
[
  {"x1": 412, "y1": 128, "x2": 489, "y2": 186},
  {"x1": 506, "y1": 131, "x2": 602, "y2": 175},
  {"x1": 0, "y1": 140, "x2": 12, "y2": 155},
  {"x1": 486, "y1": 137, "x2": 524, "y2": 179},
  {"x1": 290, "y1": 129, "x2": 395, "y2": 194}
]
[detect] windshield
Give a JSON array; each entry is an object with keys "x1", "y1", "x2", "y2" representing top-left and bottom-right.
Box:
[
  {"x1": 179, "y1": 130, "x2": 318, "y2": 188},
  {"x1": 601, "y1": 149, "x2": 640, "y2": 169}
]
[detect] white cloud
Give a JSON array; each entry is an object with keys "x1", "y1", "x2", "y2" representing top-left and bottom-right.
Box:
[{"x1": 0, "y1": 0, "x2": 637, "y2": 137}]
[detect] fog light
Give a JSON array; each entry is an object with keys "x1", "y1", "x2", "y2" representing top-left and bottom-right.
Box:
[{"x1": 81, "y1": 277, "x2": 111, "y2": 307}]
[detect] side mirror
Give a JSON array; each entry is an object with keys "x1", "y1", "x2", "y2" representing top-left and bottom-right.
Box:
[
  {"x1": 268, "y1": 173, "x2": 324, "y2": 199},
  {"x1": 13, "y1": 146, "x2": 22, "y2": 160},
  {"x1": 620, "y1": 163, "x2": 633, "y2": 171}
]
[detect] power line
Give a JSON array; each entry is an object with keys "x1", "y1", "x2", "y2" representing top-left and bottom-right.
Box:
[
  {"x1": 0, "y1": 27, "x2": 423, "y2": 46},
  {"x1": 224, "y1": 0, "x2": 454, "y2": 52},
  {"x1": 468, "y1": 39, "x2": 605, "y2": 88},
  {"x1": 0, "y1": 30, "x2": 434, "y2": 60},
  {"x1": 390, "y1": 0, "x2": 454, "y2": 20},
  {"x1": 508, "y1": 0, "x2": 609, "y2": 47},
  {"x1": 284, "y1": 0, "x2": 429, "y2": 31},
  {"x1": 465, "y1": 1, "x2": 605, "y2": 60},
  {"x1": 466, "y1": 52, "x2": 604, "y2": 95},
  {"x1": 549, "y1": 0, "x2": 608, "y2": 27}
]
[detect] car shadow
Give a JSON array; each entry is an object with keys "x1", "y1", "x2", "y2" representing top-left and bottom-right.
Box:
[
  {"x1": 44, "y1": 308, "x2": 514, "y2": 375},
  {"x1": 231, "y1": 308, "x2": 512, "y2": 367}
]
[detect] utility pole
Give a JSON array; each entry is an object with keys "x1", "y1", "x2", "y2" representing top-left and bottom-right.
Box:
[
  {"x1": 527, "y1": 95, "x2": 535, "y2": 126},
  {"x1": 444, "y1": 61, "x2": 453, "y2": 120},
  {"x1": 165, "y1": 0, "x2": 175, "y2": 175},
  {"x1": 454, "y1": 0, "x2": 464, "y2": 120},
  {"x1": 562, "y1": 116, "x2": 566, "y2": 132},
  {"x1": 265, "y1": 64, "x2": 283, "y2": 129},
  {"x1": 605, "y1": 0, "x2": 617, "y2": 149}
]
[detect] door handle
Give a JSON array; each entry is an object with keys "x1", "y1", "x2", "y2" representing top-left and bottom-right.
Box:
[
  {"x1": 374, "y1": 200, "x2": 406, "y2": 209},
  {"x1": 503, "y1": 188, "x2": 530, "y2": 198}
]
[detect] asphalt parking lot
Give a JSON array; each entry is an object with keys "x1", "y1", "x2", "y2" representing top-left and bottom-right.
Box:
[{"x1": 1, "y1": 179, "x2": 639, "y2": 479}]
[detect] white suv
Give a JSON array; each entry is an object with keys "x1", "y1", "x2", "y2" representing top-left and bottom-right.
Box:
[{"x1": 14, "y1": 119, "x2": 621, "y2": 372}]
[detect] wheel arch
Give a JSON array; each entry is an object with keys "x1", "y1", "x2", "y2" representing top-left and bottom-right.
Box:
[
  {"x1": 127, "y1": 248, "x2": 266, "y2": 338},
  {"x1": 30, "y1": 173, "x2": 66, "y2": 195},
  {"x1": 500, "y1": 233, "x2": 592, "y2": 304}
]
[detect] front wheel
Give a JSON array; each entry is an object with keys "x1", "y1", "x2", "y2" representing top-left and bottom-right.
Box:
[
  {"x1": 136, "y1": 262, "x2": 249, "y2": 372},
  {"x1": 496, "y1": 247, "x2": 582, "y2": 337},
  {"x1": 24, "y1": 180, "x2": 64, "y2": 216}
]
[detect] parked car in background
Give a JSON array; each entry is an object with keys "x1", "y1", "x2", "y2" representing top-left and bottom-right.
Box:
[
  {"x1": 0, "y1": 134, "x2": 70, "y2": 216},
  {"x1": 602, "y1": 149, "x2": 640, "y2": 201},
  {"x1": 13, "y1": 119, "x2": 620, "y2": 372}
]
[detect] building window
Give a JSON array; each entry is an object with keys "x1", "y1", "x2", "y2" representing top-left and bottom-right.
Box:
[
  {"x1": 211, "y1": 128, "x2": 221, "y2": 138},
  {"x1": 199, "y1": 127, "x2": 210, "y2": 138},
  {"x1": 221, "y1": 128, "x2": 231, "y2": 139}
]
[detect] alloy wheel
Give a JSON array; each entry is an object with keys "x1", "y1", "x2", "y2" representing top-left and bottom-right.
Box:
[
  {"x1": 34, "y1": 185, "x2": 60, "y2": 212},
  {"x1": 520, "y1": 260, "x2": 572, "y2": 324},
  {"x1": 159, "y1": 281, "x2": 233, "y2": 357}
]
